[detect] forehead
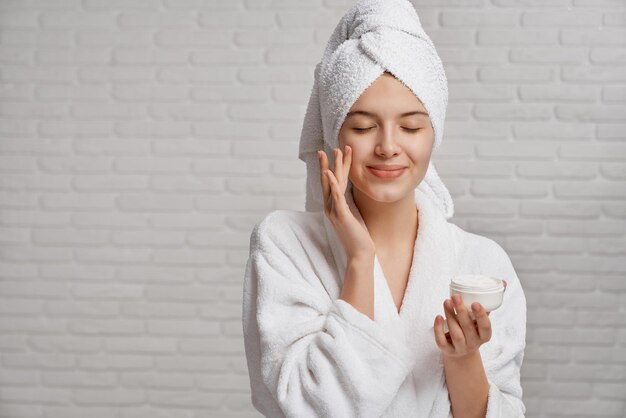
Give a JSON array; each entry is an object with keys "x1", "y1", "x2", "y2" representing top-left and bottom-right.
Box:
[
  {"x1": 348, "y1": 73, "x2": 429, "y2": 118},
  {"x1": 345, "y1": 109, "x2": 429, "y2": 119}
]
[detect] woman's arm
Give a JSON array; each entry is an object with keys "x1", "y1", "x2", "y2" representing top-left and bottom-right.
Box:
[
  {"x1": 339, "y1": 253, "x2": 376, "y2": 320},
  {"x1": 440, "y1": 240, "x2": 527, "y2": 418},
  {"x1": 443, "y1": 351, "x2": 489, "y2": 418},
  {"x1": 243, "y1": 213, "x2": 416, "y2": 418}
]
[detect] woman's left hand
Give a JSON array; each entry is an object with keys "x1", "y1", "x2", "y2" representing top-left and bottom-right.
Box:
[{"x1": 434, "y1": 280, "x2": 507, "y2": 359}]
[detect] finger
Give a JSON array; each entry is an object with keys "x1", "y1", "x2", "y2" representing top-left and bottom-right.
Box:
[
  {"x1": 334, "y1": 148, "x2": 343, "y2": 187},
  {"x1": 452, "y1": 294, "x2": 479, "y2": 345},
  {"x1": 343, "y1": 145, "x2": 352, "y2": 185},
  {"x1": 434, "y1": 315, "x2": 453, "y2": 354},
  {"x1": 318, "y1": 150, "x2": 330, "y2": 194},
  {"x1": 326, "y1": 169, "x2": 350, "y2": 214},
  {"x1": 325, "y1": 170, "x2": 342, "y2": 205},
  {"x1": 472, "y1": 302, "x2": 492, "y2": 342},
  {"x1": 318, "y1": 151, "x2": 330, "y2": 203},
  {"x1": 324, "y1": 171, "x2": 336, "y2": 214},
  {"x1": 444, "y1": 299, "x2": 465, "y2": 349}
]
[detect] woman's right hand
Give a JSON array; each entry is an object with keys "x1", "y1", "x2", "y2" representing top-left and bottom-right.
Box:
[{"x1": 318, "y1": 145, "x2": 376, "y2": 261}]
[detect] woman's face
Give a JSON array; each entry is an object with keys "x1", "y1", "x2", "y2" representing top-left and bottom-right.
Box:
[{"x1": 338, "y1": 72, "x2": 435, "y2": 203}]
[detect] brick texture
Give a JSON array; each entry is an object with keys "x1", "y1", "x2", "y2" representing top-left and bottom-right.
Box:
[{"x1": 0, "y1": 0, "x2": 624, "y2": 417}]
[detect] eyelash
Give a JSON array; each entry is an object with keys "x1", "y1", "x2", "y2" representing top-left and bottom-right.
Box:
[{"x1": 354, "y1": 127, "x2": 421, "y2": 133}]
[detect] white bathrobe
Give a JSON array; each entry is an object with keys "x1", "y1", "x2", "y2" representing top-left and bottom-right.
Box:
[{"x1": 242, "y1": 188, "x2": 527, "y2": 418}]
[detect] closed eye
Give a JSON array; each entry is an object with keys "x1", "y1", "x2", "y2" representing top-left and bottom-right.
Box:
[{"x1": 353, "y1": 127, "x2": 421, "y2": 132}]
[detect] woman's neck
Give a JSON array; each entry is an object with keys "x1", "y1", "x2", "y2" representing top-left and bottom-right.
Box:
[{"x1": 352, "y1": 187, "x2": 419, "y2": 252}]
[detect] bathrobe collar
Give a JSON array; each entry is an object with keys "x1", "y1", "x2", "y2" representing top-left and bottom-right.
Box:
[{"x1": 322, "y1": 186, "x2": 459, "y2": 416}]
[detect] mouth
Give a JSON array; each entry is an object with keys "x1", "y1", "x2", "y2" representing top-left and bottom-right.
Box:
[{"x1": 367, "y1": 166, "x2": 406, "y2": 179}]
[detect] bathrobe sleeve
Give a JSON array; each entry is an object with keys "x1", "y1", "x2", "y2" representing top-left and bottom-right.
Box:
[
  {"x1": 242, "y1": 212, "x2": 416, "y2": 418},
  {"x1": 480, "y1": 241, "x2": 528, "y2": 418}
]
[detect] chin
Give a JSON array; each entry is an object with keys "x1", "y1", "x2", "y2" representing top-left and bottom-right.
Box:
[{"x1": 354, "y1": 182, "x2": 414, "y2": 203}]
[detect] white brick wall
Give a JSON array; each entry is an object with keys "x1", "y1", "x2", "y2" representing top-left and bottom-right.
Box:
[{"x1": 0, "y1": 0, "x2": 624, "y2": 417}]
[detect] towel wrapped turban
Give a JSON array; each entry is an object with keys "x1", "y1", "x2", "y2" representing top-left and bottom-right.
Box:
[{"x1": 298, "y1": 0, "x2": 454, "y2": 219}]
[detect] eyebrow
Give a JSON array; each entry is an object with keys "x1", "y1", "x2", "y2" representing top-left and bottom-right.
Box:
[{"x1": 345, "y1": 110, "x2": 429, "y2": 119}]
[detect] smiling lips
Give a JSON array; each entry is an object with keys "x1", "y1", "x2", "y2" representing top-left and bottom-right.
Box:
[{"x1": 367, "y1": 165, "x2": 407, "y2": 179}]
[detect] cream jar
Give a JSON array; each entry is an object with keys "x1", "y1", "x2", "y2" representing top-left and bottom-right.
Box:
[{"x1": 442, "y1": 274, "x2": 505, "y2": 335}]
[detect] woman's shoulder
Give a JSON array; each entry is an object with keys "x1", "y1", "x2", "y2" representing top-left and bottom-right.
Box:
[
  {"x1": 447, "y1": 222, "x2": 512, "y2": 270},
  {"x1": 247, "y1": 210, "x2": 339, "y2": 284},
  {"x1": 249, "y1": 209, "x2": 327, "y2": 254}
]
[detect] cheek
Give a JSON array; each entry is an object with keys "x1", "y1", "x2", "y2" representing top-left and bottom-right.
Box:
[
  {"x1": 407, "y1": 138, "x2": 434, "y2": 158},
  {"x1": 339, "y1": 130, "x2": 353, "y2": 144},
  {"x1": 344, "y1": 145, "x2": 367, "y2": 177},
  {"x1": 347, "y1": 146, "x2": 368, "y2": 168},
  {"x1": 340, "y1": 137, "x2": 361, "y2": 157}
]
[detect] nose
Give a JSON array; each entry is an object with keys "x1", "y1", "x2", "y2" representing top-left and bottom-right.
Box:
[{"x1": 375, "y1": 125, "x2": 401, "y2": 157}]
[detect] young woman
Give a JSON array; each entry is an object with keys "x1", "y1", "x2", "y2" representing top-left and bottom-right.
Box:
[{"x1": 243, "y1": 1, "x2": 527, "y2": 417}]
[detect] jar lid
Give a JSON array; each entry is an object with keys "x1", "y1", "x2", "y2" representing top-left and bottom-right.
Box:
[{"x1": 450, "y1": 274, "x2": 503, "y2": 292}]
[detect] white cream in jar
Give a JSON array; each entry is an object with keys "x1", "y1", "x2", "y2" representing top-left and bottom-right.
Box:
[{"x1": 442, "y1": 274, "x2": 505, "y2": 335}]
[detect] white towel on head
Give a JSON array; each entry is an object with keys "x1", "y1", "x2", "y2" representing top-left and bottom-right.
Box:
[{"x1": 298, "y1": 0, "x2": 454, "y2": 219}]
